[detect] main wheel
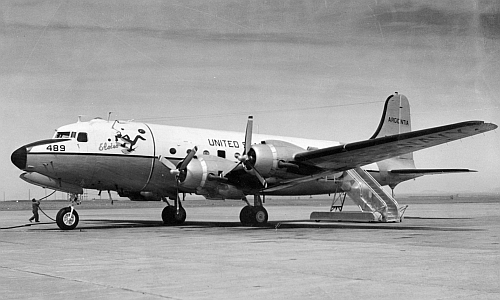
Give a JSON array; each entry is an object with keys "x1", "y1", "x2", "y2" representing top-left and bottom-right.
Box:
[
  {"x1": 56, "y1": 207, "x2": 79, "y2": 230},
  {"x1": 252, "y1": 206, "x2": 268, "y2": 226},
  {"x1": 239, "y1": 206, "x2": 254, "y2": 226},
  {"x1": 162, "y1": 206, "x2": 186, "y2": 225}
]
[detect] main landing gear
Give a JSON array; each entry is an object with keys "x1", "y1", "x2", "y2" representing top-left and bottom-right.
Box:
[
  {"x1": 239, "y1": 195, "x2": 269, "y2": 226},
  {"x1": 161, "y1": 196, "x2": 187, "y2": 225},
  {"x1": 162, "y1": 205, "x2": 186, "y2": 225}
]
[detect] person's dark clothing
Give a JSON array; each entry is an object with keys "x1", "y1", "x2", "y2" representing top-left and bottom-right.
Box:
[{"x1": 29, "y1": 200, "x2": 40, "y2": 222}]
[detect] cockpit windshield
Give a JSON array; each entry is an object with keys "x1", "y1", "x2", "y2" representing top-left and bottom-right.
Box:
[
  {"x1": 54, "y1": 131, "x2": 88, "y2": 142},
  {"x1": 55, "y1": 132, "x2": 71, "y2": 138}
]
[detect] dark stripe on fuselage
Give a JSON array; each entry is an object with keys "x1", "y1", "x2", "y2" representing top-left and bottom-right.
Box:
[
  {"x1": 27, "y1": 152, "x2": 185, "y2": 164},
  {"x1": 28, "y1": 152, "x2": 156, "y2": 159},
  {"x1": 25, "y1": 138, "x2": 71, "y2": 148}
]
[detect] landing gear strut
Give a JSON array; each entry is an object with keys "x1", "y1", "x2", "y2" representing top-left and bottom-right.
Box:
[{"x1": 239, "y1": 195, "x2": 268, "y2": 226}]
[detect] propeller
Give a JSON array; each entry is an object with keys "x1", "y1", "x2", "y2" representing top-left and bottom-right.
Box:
[
  {"x1": 160, "y1": 146, "x2": 198, "y2": 207},
  {"x1": 160, "y1": 146, "x2": 198, "y2": 179},
  {"x1": 237, "y1": 116, "x2": 267, "y2": 188}
]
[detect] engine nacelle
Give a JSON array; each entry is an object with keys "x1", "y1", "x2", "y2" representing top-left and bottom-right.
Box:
[
  {"x1": 249, "y1": 140, "x2": 305, "y2": 177},
  {"x1": 180, "y1": 155, "x2": 238, "y2": 191}
]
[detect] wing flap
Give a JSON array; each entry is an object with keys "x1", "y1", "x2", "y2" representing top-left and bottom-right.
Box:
[{"x1": 293, "y1": 121, "x2": 496, "y2": 171}]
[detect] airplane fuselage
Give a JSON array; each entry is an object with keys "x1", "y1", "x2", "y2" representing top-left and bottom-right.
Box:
[
  {"x1": 11, "y1": 93, "x2": 497, "y2": 229},
  {"x1": 14, "y1": 118, "x2": 367, "y2": 200}
]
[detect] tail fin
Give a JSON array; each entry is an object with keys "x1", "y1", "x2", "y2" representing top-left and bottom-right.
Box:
[
  {"x1": 370, "y1": 92, "x2": 411, "y2": 139},
  {"x1": 371, "y1": 93, "x2": 481, "y2": 190},
  {"x1": 372, "y1": 93, "x2": 416, "y2": 173}
]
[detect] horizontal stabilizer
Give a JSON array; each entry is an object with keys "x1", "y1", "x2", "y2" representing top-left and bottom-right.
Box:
[{"x1": 389, "y1": 168, "x2": 477, "y2": 175}]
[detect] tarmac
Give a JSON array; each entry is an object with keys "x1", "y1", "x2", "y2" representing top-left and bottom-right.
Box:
[{"x1": 1, "y1": 198, "x2": 499, "y2": 300}]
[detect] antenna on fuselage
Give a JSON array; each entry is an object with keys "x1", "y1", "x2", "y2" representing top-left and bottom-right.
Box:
[
  {"x1": 107, "y1": 112, "x2": 112, "y2": 122},
  {"x1": 77, "y1": 115, "x2": 82, "y2": 123}
]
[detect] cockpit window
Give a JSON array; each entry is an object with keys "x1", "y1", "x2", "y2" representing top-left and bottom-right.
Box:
[
  {"x1": 56, "y1": 132, "x2": 71, "y2": 138},
  {"x1": 71, "y1": 132, "x2": 76, "y2": 138},
  {"x1": 77, "y1": 132, "x2": 88, "y2": 142}
]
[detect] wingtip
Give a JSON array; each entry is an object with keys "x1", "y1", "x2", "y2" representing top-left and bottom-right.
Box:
[{"x1": 479, "y1": 122, "x2": 498, "y2": 132}]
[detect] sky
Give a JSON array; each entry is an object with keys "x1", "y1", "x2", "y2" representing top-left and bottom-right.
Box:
[{"x1": 1, "y1": 0, "x2": 499, "y2": 200}]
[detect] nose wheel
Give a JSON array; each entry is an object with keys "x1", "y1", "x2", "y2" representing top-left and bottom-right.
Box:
[{"x1": 56, "y1": 207, "x2": 79, "y2": 230}]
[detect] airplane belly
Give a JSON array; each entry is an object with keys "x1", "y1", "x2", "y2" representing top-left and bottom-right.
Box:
[
  {"x1": 24, "y1": 153, "x2": 153, "y2": 192},
  {"x1": 25, "y1": 153, "x2": 93, "y2": 187}
]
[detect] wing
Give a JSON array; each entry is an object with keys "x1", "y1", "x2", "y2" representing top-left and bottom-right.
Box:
[
  {"x1": 294, "y1": 121, "x2": 495, "y2": 170},
  {"x1": 263, "y1": 121, "x2": 496, "y2": 192}
]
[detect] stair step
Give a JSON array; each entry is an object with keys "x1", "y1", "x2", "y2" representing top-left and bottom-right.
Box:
[{"x1": 344, "y1": 168, "x2": 403, "y2": 222}]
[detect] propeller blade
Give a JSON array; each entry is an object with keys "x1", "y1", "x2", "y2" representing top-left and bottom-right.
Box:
[
  {"x1": 159, "y1": 156, "x2": 177, "y2": 170},
  {"x1": 244, "y1": 116, "x2": 253, "y2": 155},
  {"x1": 252, "y1": 167, "x2": 268, "y2": 188},
  {"x1": 179, "y1": 146, "x2": 198, "y2": 171}
]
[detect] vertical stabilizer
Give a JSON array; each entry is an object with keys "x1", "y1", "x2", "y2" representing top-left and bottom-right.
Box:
[
  {"x1": 370, "y1": 93, "x2": 411, "y2": 139},
  {"x1": 372, "y1": 93, "x2": 415, "y2": 180}
]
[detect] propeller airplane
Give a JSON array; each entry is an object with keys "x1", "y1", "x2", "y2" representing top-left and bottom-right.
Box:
[{"x1": 10, "y1": 93, "x2": 497, "y2": 230}]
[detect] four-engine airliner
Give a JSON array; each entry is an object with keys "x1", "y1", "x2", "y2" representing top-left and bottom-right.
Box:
[{"x1": 10, "y1": 93, "x2": 497, "y2": 229}]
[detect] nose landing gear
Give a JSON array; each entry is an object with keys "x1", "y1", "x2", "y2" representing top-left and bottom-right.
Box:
[
  {"x1": 56, "y1": 206, "x2": 79, "y2": 230},
  {"x1": 55, "y1": 193, "x2": 80, "y2": 230}
]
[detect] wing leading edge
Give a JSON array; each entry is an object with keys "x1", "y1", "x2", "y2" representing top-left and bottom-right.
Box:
[{"x1": 263, "y1": 121, "x2": 496, "y2": 192}]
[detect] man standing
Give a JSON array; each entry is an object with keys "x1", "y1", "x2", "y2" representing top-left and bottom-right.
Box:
[{"x1": 29, "y1": 198, "x2": 40, "y2": 223}]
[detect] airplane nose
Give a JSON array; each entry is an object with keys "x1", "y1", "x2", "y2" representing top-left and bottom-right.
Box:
[{"x1": 11, "y1": 146, "x2": 27, "y2": 170}]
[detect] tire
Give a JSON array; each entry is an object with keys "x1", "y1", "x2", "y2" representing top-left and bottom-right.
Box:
[
  {"x1": 56, "y1": 207, "x2": 79, "y2": 230},
  {"x1": 252, "y1": 206, "x2": 268, "y2": 226},
  {"x1": 239, "y1": 206, "x2": 254, "y2": 226},
  {"x1": 162, "y1": 206, "x2": 186, "y2": 225}
]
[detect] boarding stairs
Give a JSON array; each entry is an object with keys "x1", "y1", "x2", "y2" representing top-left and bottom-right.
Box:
[{"x1": 310, "y1": 168, "x2": 407, "y2": 223}]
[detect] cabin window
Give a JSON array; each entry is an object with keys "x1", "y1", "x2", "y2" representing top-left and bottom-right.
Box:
[
  {"x1": 56, "y1": 132, "x2": 71, "y2": 138},
  {"x1": 77, "y1": 132, "x2": 88, "y2": 142},
  {"x1": 217, "y1": 150, "x2": 226, "y2": 158},
  {"x1": 203, "y1": 150, "x2": 210, "y2": 155}
]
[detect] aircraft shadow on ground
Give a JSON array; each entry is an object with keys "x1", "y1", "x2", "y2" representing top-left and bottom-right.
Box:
[{"x1": 30, "y1": 218, "x2": 481, "y2": 232}]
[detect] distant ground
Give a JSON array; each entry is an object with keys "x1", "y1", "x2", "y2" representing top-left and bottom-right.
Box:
[{"x1": 1, "y1": 194, "x2": 498, "y2": 212}]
